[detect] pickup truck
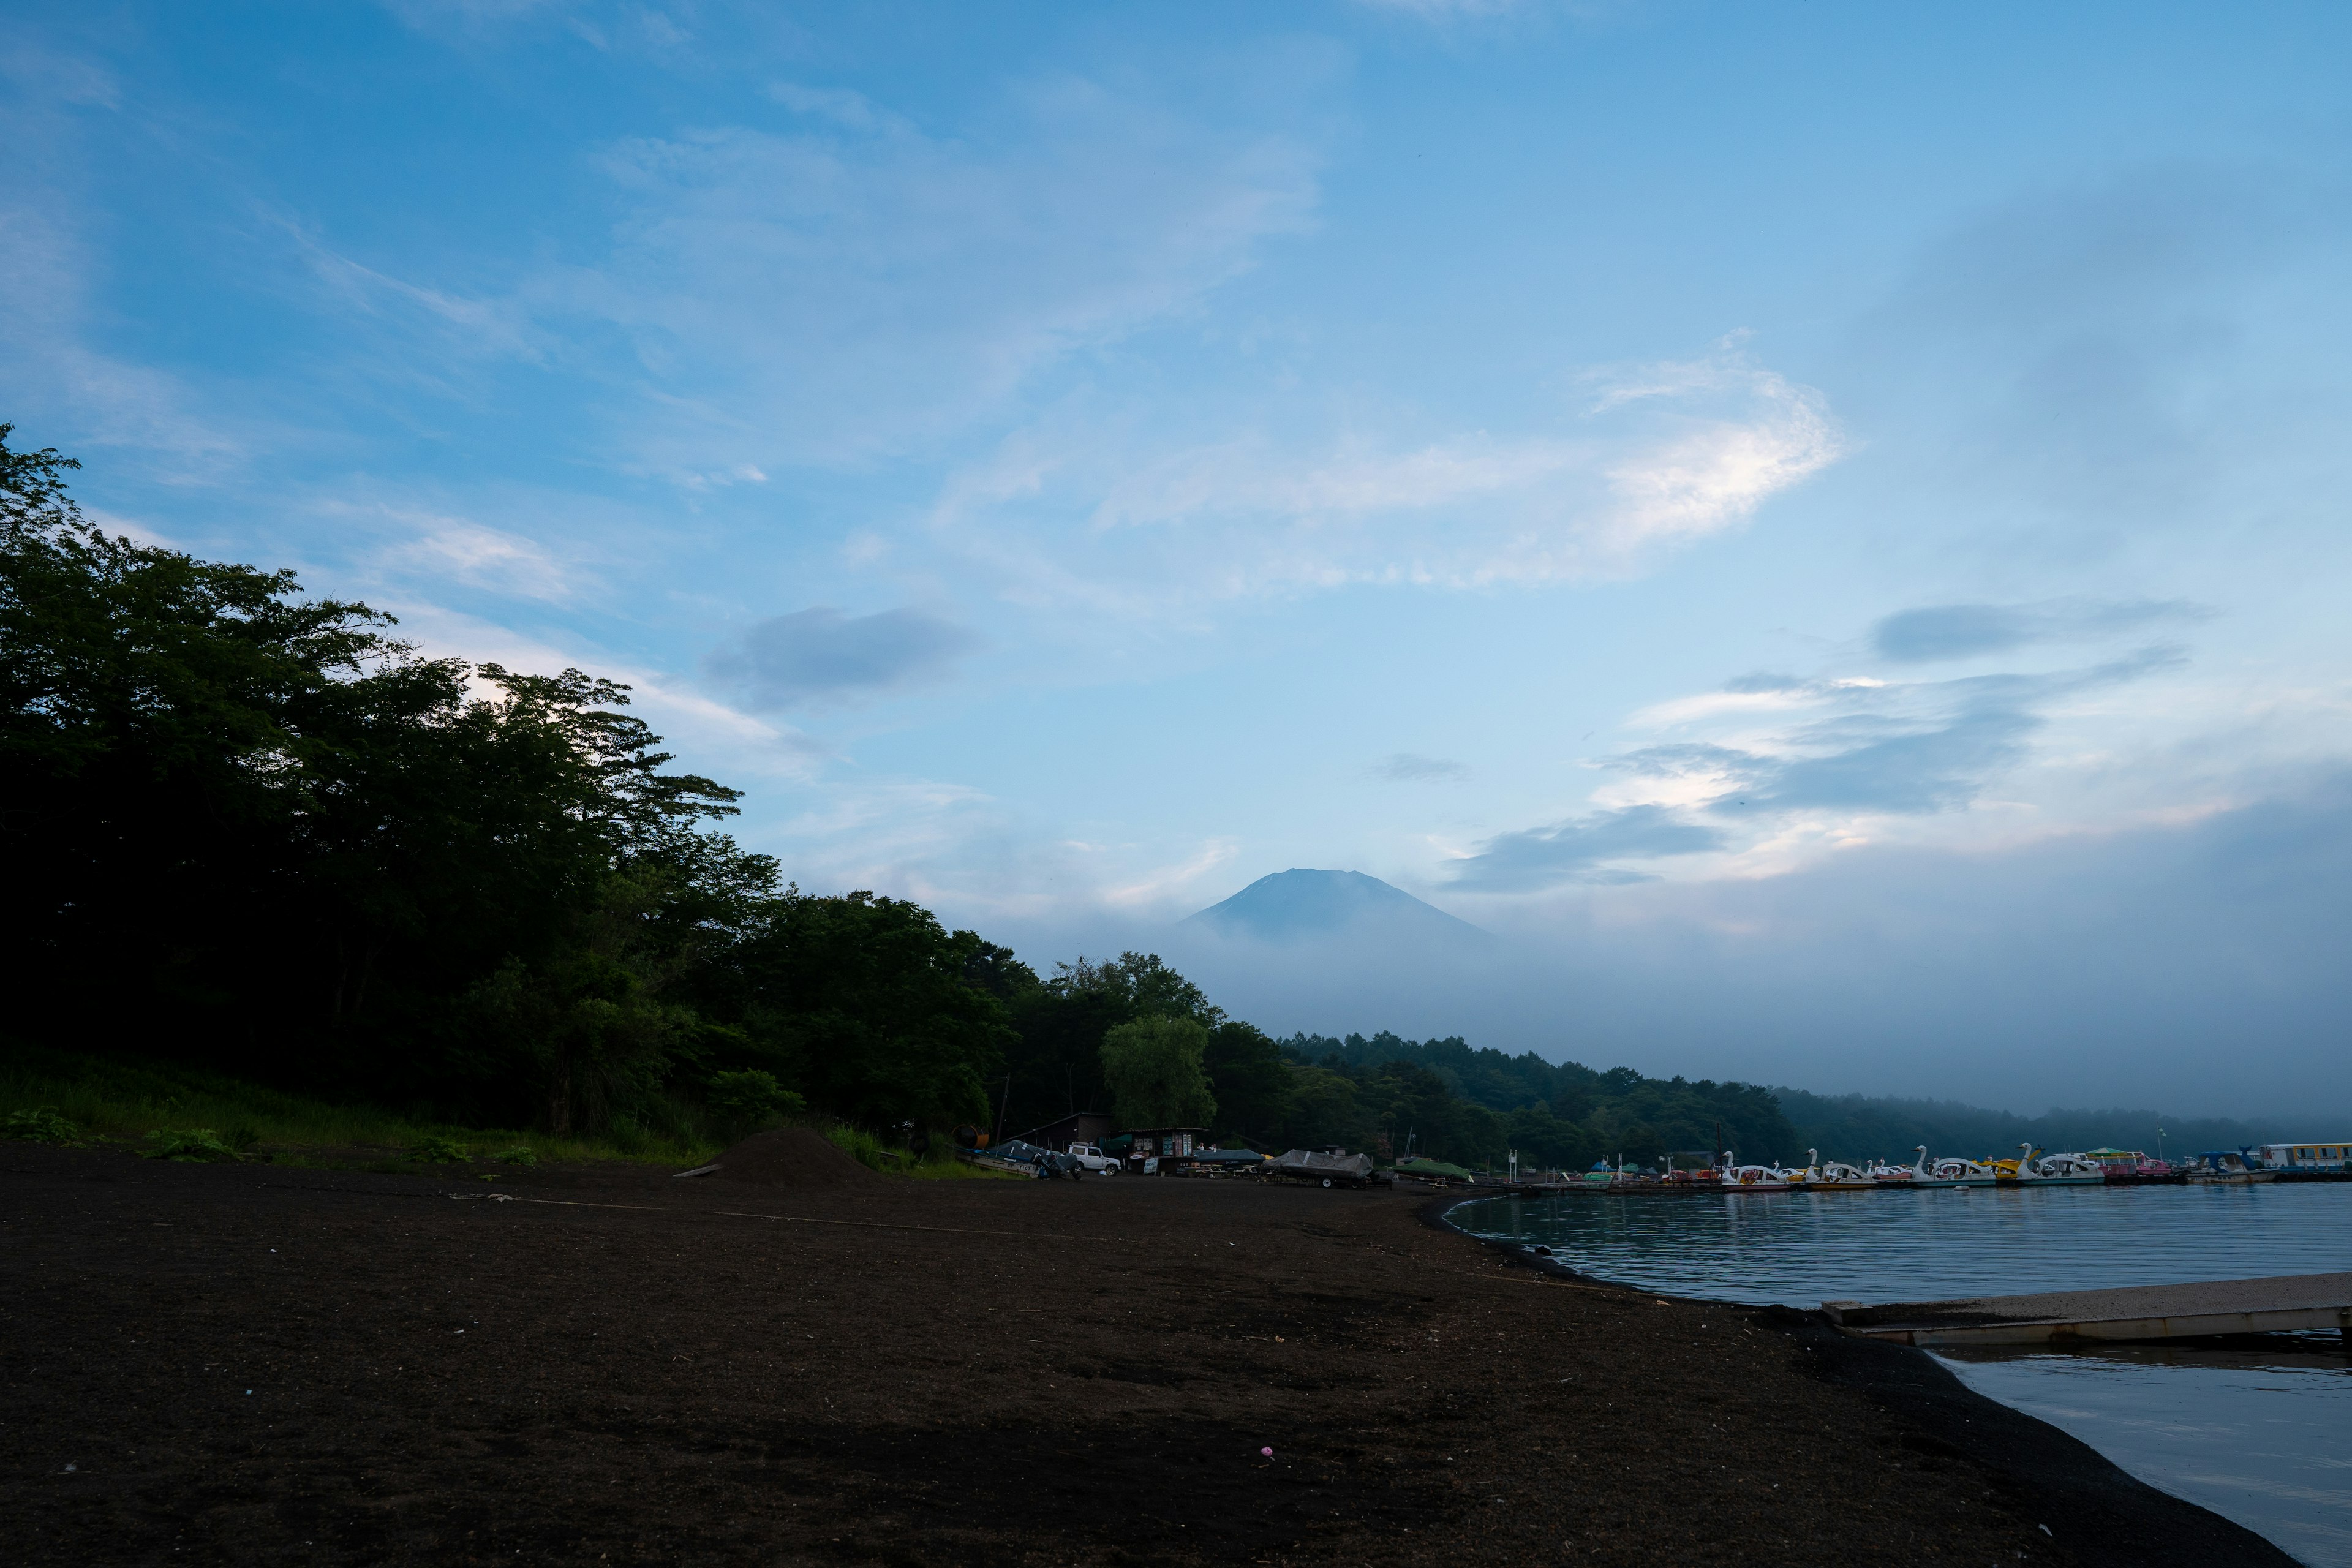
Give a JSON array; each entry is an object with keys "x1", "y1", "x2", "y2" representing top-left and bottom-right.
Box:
[{"x1": 1066, "y1": 1143, "x2": 1120, "y2": 1174}]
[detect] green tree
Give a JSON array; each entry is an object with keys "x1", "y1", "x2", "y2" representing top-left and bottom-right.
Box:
[
  {"x1": 715, "y1": 889, "x2": 1010, "y2": 1129},
  {"x1": 1202, "y1": 1021, "x2": 1291, "y2": 1144},
  {"x1": 2, "y1": 425, "x2": 745, "y2": 1129},
  {"x1": 997, "y1": 951, "x2": 1220, "y2": 1136},
  {"x1": 1099, "y1": 1016, "x2": 1216, "y2": 1129},
  {"x1": 1278, "y1": 1063, "x2": 1370, "y2": 1153}
]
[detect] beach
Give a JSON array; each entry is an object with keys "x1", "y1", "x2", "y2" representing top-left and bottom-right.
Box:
[{"x1": 1, "y1": 1144, "x2": 2289, "y2": 1566}]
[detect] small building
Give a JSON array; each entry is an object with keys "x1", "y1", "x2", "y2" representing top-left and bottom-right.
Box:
[
  {"x1": 1010, "y1": 1111, "x2": 1116, "y2": 1154},
  {"x1": 1122, "y1": 1127, "x2": 1208, "y2": 1163},
  {"x1": 2257, "y1": 1141, "x2": 2350, "y2": 1170}
]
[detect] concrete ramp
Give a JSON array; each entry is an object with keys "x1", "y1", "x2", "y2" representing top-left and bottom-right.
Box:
[{"x1": 1823, "y1": 1270, "x2": 2352, "y2": 1346}]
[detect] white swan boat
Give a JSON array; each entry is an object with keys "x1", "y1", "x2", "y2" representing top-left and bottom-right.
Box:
[
  {"x1": 1931, "y1": 1155, "x2": 2005, "y2": 1188},
  {"x1": 2010, "y1": 1144, "x2": 2105, "y2": 1185},
  {"x1": 1807, "y1": 1152, "x2": 1877, "y2": 1191},
  {"x1": 1721, "y1": 1154, "x2": 1792, "y2": 1192},
  {"x1": 1870, "y1": 1147, "x2": 1953, "y2": 1187}
]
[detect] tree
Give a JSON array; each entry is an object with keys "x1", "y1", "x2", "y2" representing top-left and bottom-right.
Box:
[
  {"x1": 1279, "y1": 1064, "x2": 1368, "y2": 1153},
  {"x1": 2, "y1": 425, "x2": 747, "y2": 1128},
  {"x1": 998, "y1": 951, "x2": 1221, "y2": 1135},
  {"x1": 715, "y1": 889, "x2": 1009, "y2": 1129},
  {"x1": 1203, "y1": 1021, "x2": 1290, "y2": 1144},
  {"x1": 1099, "y1": 1016, "x2": 1216, "y2": 1129}
]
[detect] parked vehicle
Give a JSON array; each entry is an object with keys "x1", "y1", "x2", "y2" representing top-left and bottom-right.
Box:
[{"x1": 1065, "y1": 1143, "x2": 1120, "y2": 1174}]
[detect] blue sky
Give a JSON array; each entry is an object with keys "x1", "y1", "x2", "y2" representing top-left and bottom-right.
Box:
[{"x1": 8, "y1": 1, "x2": 2350, "y2": 1112}]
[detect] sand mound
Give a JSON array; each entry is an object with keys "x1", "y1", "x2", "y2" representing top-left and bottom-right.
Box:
[{"x1": 691, "y1": 1128, "x2": 880, "y2": 1190}]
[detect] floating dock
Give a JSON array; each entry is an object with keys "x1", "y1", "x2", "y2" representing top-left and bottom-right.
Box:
[{"x1": 1822, "y1": 1270, "x2": 2352, "y2": 1346}]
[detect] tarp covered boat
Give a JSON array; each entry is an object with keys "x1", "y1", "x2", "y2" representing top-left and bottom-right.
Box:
[{"x1": 1268, "y1": 1149, "x2": 1377, "y2": 1187}]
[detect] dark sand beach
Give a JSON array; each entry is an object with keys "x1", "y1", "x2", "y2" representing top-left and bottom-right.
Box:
[{"x1": 2, "y1": 1142, "x2": 2291, "y2": 1566}]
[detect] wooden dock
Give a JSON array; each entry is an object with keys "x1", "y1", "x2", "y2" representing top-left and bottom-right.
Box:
[{"x1": 1822, "y1": 1270, "x2": 2352, "y2": 1347}]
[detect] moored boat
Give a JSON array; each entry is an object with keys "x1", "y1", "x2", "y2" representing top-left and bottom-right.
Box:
[
  {"x1": 1931, "y1": 1156, "x2": 2004, "y2": 1188},
  {"x1": 2086, "y1": 1147, "x2": 2184, "y2": 1184},
  {"x1": 1720, "y1": 1154, "x2": 1792, "y2": 1192},
  {"x1": 1877, "y1": 1147, "x2": 1963, "y2": 1188},
  {"x1": 2185, "y1": 1148, "x2": 2280, "y2": 1183},
  {"x1": 2011, "y1": 1144, "x2": 2106, "y2": 1186},
  {"x1": 1810, "y1": 1155, "x2": 1877, "y2": 1191}
]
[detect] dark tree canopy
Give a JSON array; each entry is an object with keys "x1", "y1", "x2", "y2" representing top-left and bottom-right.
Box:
[{"x1": 4, "y1": 428, "x2": 1807, "y2": 1162}]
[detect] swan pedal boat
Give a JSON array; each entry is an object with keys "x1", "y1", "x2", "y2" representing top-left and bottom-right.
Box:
[{"x1": 1720, "y1": 1156, "x2": 1792, "y2": 1193}]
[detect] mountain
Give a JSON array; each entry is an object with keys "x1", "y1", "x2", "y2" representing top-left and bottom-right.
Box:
[{"x1": 1183, "y1": 869, "x2": 1491, "y2": 946}]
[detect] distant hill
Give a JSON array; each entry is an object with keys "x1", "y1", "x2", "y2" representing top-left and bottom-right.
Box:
[
  {"x1": 1773, "y1": 1087, "x2": 2285, "y2": 1163},
  {"x1": 1185, "y1": 869, "x2": 1490, "y2": 946}
]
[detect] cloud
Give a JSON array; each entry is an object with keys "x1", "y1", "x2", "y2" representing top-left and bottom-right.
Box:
[
  {"x1": 1604, "y1": 650, "x2": 2188, "y2": 827},
  {"x1": 704, "y1": 606, "x2": 981, "y2": 711},
  {"x1": 935, "y1": 338, "x2": 1843, "y2": 606},
  {"x1": 1372, "y1": 752, "x2": 1469, "y2": 782},
  {"x1": 0, "y1": 42, "x2": 120, "y2": 108},
  {"x1": 384, "y1": 517, "x2": 580, "y2": 602},
  {"x1": 1845, "y1": 162, "x2": 2352, "y2": 558},
  {"x1": 1447, "y1": 804, "x2": 1727, "y2": 891},
  {"x1": 534, "y1": 74, "x2": 1325, "y2": 475},
  {"x1": 1870, "y1": 598, "x2": 2211, "y2": 663},
  {"x1": 0, "y1": 184, "x2": 244, "y2": 473}
]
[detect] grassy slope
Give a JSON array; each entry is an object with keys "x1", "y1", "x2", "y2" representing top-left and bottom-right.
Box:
[{"x1": 0, "y1": 1044, "x2": 1010, "y2": 1178}]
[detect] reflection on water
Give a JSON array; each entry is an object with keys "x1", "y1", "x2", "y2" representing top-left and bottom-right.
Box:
[
  {"x1": 1453, "y1": 1182, "x2": 2351, "y2": 1305},
  {"x1": 1455, "y1": 1184, "x2": 2352, "y2": 1566},
  {"x1": 1937, "y1": 1340, "x2": 2352, "y2": 1568}
]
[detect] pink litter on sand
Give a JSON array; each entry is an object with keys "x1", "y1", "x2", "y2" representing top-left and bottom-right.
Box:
[{"x1": 1261, "y1": 1447, "x2": 1273, "y2": 1458}]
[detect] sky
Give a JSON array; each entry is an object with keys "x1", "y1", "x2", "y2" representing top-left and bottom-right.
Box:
[{"x1": 6, "y1": 1, "x2": 2350, "y2": 1116}]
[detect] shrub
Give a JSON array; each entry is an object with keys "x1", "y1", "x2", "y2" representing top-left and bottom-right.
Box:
[
  {"x1": 492, "y1": 1145, "x2": 538, "y2": 1166},
  {"x1": 145, "y1": 1128, "x2": 240, "y2": 1161},
  {"x1": 4, "y1": 1107, "x2": 81, "y2": 1144},
  {"x1": 706, "y1": 1069, "x2": 803, "y2": 1121},
  {"x1": 824, "y1": 1124, "x2": 895, "y2": 1172},
  {"x1": 406, "y1": 1134, "x2": 470, "y2": 1163}
]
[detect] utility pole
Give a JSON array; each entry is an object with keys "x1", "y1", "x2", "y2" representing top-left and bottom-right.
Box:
[{"x1": 991, "y1": 1075, "x2": 1013, "y2": 1149}]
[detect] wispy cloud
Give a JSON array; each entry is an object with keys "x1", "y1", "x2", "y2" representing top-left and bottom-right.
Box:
[
  {"x1": 527, "y1": 75, "x2": 1324, "y2": 477},
  {"x1": 932, "y1": 337, "x2": 1842, "y2": 607},
  {"x1": 1373, "y1": 752, "x2": 1469, "y2": 782},
  {"x1": 1459, "y1": 644, "x2": 2198, "y2": 894},
  {"x1": 1611, "y1": 651, "x2": 2188, "y2": 819},
  {"x1": 1448, "y1": 804, "x2": 1727, "y2": 890},
  {"x1": 0, "y1": 195, "x2": 245, "y2": 472},
  {"x1": 704, "y1": 606, "x2": 982, "y2": 712},
  {"x1": 1870, "y1": 598, "x2": 2211, "y2": 663},
  {"x1": 382, "y1": 516, "x2": 582, "y2": 602}
]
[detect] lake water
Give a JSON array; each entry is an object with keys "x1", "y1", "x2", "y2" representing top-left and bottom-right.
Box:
[{"x1": 1454, "y1": 1183, "x2": 2352, "y2": 1566}]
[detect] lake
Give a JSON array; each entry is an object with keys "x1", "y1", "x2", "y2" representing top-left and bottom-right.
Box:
[{"x1": 1453, "y1": 1183, "x2": 2352, "y2": 1566}]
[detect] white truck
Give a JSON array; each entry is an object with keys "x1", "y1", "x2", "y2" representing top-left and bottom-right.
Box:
[{"x1": 1066, "y1": 1143, "x2": 1120, "y2": 1174}]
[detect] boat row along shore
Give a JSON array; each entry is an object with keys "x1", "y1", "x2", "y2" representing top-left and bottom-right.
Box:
[{"x1": 1519, "y1": 1140, "x2": 2352, "y2": 1194}]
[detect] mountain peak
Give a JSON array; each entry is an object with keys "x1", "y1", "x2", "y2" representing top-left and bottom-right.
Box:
[{"x1": 1185, "y1": 868, "x2": 1489, "y2": 944}]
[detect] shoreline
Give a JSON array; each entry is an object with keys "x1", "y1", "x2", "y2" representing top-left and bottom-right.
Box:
[
  {"x1": 1430, "y1": 1193, "x2": 2299, "y2": 1566},
  {"x1": 1, "y1": 1144, "x2": 2296, "y2": 1566}
]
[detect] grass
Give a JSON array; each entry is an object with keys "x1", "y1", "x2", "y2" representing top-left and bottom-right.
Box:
[
  {"x1": 823, "y1": 1121, "x2": 1021, "y2": 1180},
  {"x1": 0, "y1": 1043, "x2": 714, "y2": 1167},
  {"x1": 0, "y1": 1043, "x2": 1013, "y2": 1177}
]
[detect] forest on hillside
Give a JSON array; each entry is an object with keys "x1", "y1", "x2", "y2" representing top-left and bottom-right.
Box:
[
  {"x1": 9, "y1": 428, "x2": 2258, "y2": 1170},
  {"x1": 1771, "y1": 1088, "x2": 2281, "y2": 1165},
  {"x1": 0, "y1": 425, "x2": 1730, "y2": 1166}
]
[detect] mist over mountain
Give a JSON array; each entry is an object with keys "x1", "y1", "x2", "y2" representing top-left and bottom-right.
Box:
[{"x1": 1184, "y1": 869, "x2": 1491, "y2": 946}]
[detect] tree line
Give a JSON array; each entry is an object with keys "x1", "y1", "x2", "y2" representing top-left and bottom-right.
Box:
[{"x1": 3, "y1": 426, "x2": 1802, "y2": 1164}]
